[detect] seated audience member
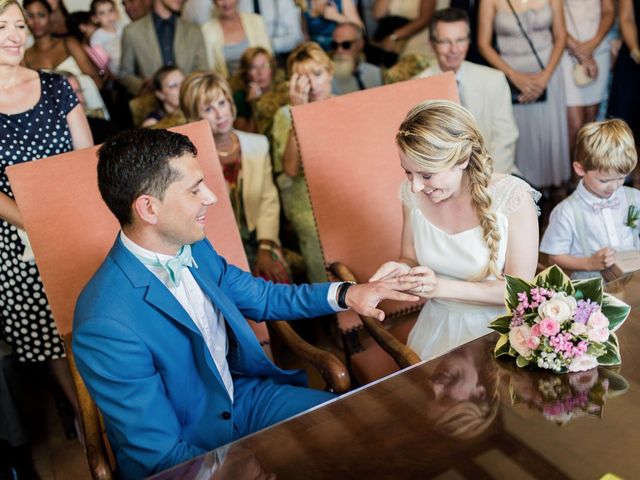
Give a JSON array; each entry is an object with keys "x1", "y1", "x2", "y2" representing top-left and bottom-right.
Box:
[
  {"x1": 24, "y1": 0, "x2": 103, "y2": 89},
  {"x1": 142, "y1": 65, "x2": 185, "y2": 127},
  {"x1": 541, "y1": 119, "x2": 640, "y2": 279},
  {"x1": 371, "y1": 0, "x2": 435, "y2": 60},
  {"x1": 58, "y1": 71, "x2": 121, "y2": 143},
  {"x1": 370, "y1": 100, "x2": 539, "y2": 361},
  {"x1": 181, "y1": 72, "x2": 291, "y2": 282},
  {"x1": 201, "y1": 0, "x2": 272, "y2": 78},
  {"x1": 119, "y1": 0, "x2": 208, "y2": 95},
  {"x1": 271, "y1": 42, "x2": 335, "y2": 282},
  {"x1": 331, "y1": 22, "x2": 382, "y2": 94},
  {"x1": 302, "y1": 0, "x2": 364, "y2": 52},
  {"x1": 73, "y1": 128, "x2": 419, "y2": 479},
  {"x1": 46, "y1": 0, "x2": 68, "y2": 35},
  {"x1": 233, "y1": 47, "x2": 278, "y2": 132},
  {"x1": 122, "y1": 0, "x2": 149, "y2": 21},
  {"x1": 89, "y1": 0, "x2": 125, "y2": 76},
  {"x1": 415, "y1": 8, "x2": 519, "y2": 175},
  {"x1": 66, "y1": 11, "x2": 111, "y2": 77}
]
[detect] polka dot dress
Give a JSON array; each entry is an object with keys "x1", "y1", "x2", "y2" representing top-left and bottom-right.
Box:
[{"x1": 0, "y1": 71, "x2": 79, "y2": 362}]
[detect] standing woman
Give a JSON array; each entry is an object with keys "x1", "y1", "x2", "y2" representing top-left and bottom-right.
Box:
[
  {"x1": 302, "y1": 0, "x2": 364, "y2": 51},
  {"x1": 561, "y1": 0, "x2": 615, "y2": 154},
  {"x1": 271, "y1": 42, "x2": 334, "y2": 282},
  {"x1": 180, "y1": 72, "x2": 291, "y2": 283},
  {"x1": 201, "y1": 0, "x2": 272, "y2": 78},
  {"x1": 0, "y1": 0, "x2": 93, "y2": 428},
  {"x1": 608, "y1": 0, "x2": 640, "y2": 143},
  {"x1": 478, "y1": 0, "x2": 570, "y2": 190}
]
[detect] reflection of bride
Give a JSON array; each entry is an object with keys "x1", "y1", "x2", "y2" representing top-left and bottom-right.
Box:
[
  {"x1": 423, "y1": 338, "x2": 500, "y2": 439},
  {"x1": 371, "y1": 100, "x2": 540, "y2": 361}
]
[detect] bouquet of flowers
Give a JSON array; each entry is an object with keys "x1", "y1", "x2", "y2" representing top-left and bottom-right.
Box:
[
  {"x1": 489, "y1": 266, "x2": 631, "y2": 373},
  {"x1": 503, "y1": 366, "x2": 629, "y2": 426}
]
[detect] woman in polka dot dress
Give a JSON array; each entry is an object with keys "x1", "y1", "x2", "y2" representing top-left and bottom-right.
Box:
[{"x1": 0, "y1": 0, "x2": 92, "y2": 420}]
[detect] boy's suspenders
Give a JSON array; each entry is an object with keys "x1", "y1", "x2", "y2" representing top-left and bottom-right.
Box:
[{"x1": 567, "y1": 187, "x2": 639, "y2": 256}]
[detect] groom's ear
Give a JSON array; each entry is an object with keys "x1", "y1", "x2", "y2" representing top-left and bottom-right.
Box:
[{"x1": 132, "y1": 195, "x2": 160, "y2": 225}]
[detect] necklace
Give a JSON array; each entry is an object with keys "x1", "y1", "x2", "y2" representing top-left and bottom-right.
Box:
[{"x1": 217, "y1": 133, "x2": 239, "y2": 157}]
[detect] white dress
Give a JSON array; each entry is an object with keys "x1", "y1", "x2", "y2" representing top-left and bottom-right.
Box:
[{"x1": 401, "y1": 175, "x2": 539, "y2": 361}]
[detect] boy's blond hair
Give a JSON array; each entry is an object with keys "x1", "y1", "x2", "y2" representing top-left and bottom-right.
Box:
[{"x1": 575, "y1": 119, "x2": 637, "y2": 175}]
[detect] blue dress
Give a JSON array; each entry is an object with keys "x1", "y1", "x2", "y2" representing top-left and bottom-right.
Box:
[
  {"x1": 304, "y1": 0, "x2": 343, "y2": 51},
  {"x1": 0, "y1": 71, "x2": 78, "y2": 362}
]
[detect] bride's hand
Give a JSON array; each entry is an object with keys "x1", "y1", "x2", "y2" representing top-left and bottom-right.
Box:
[
  {"x1": 398, "y1": 266, "x2": 438, "y2": 298},
  {"x1": 369, "y1": 261, "x2": 412, "y2": 282}
]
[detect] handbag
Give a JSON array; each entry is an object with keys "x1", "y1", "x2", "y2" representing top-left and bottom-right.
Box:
[
  {"x1": 505, "y1": 0, "x2": 547, "y2": 104},
  {"x1": 564, "y1": 1, "x2": 596, "y2": 87}
]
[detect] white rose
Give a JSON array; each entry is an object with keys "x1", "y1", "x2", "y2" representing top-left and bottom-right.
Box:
[
  {"x1": 587, "y1": 311, "x2": 609, "y2": 330},
  {"x1": 587, "y1": 327, "x2": 609, "y2": 343},
  {"x1": 509, "y1": 324, "x2": 533, "y2": 359},
  {"x1": 552, "y1": 292, "x2": 577, "y2": 314},
  {"x1": 568, "y1": 354, "x2": 599, "y2": 372},
  {"x1": 570, "y1": 322, "x2": 587, "y2": 336},
  {"x1": 538, "y1": 298, "x2": 572, "y2": 324}
]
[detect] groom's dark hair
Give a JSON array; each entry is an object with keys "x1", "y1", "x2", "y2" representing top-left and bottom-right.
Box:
[{"x1": 97, "y1": 128, "x2": 197, "y2": 226}]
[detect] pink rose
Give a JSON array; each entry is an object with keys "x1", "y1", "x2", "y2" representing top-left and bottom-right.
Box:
[
  {"x1": 531, "y1": 323, "x2": 542, "y2": 337},
  {"x1": 587, "y1": 327, "x2": 609, "y2": 343},
  {"x1": 526, "y1": 335, "x2": 541, "y2": 349},
  {"x1": 587, "y1": 311, "x2": 609, "y2": 330},
  {"x1": 539, "y1": 317, "x2": 561, "y2": 337},
  {"x1": 509, "y1": 324, "x2": 533, "y2": 358}
]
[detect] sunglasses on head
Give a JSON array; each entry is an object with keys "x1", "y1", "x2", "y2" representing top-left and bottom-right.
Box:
[{"x1": 330, "y1": 40, "x2": 356, "y2": 50}]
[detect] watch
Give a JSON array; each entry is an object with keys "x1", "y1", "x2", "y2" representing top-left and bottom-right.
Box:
[{"x1": 337, "y1": 281, "x2": 356, "y2": 309}]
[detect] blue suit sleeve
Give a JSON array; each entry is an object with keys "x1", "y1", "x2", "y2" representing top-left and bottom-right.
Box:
[{"x1": 73, "y1": 317, "x2": 206, "y2": 478}]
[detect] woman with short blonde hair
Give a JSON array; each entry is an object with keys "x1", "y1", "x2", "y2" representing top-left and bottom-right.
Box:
[{"x1": 371, "y1": 100, "x2": 540, "y2": 361}]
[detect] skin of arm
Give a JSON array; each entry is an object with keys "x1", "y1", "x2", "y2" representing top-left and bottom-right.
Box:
[
  {"x1": 0, "y1": 194, "x2": 23, "y2": 229},
  {"x1": 549, "y1": 247, "x2": 615, "y2": 272},
  {"x1": 619, "y1": 0, "x2": 640, "y2": 55},
  {"x1": 390, "y1": 0, "x2": 436, "y2": 41},
  {"x1": 323, "y1": 0, "x2": 364, "y2": 27},
  {"x1": 67, "y1": 37, "x2": 104, "y2": 89},
  {"x1": 66, "y1": 104, "x2": 94, "y2": 149}
]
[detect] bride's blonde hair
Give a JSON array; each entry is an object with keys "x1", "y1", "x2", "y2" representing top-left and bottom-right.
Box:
[{"x1": 397, "y1": 100, "x2": 501, "y2": 280}]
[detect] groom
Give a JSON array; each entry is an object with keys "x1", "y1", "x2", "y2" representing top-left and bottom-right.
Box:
[{"x1": 72, "y1": 128, "x2": 419, "y2": 479}]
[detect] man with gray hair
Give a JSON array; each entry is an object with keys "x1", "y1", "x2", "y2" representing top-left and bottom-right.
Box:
[{"x1": 331, "y1": 22, "x2": 382, "y2": 95}]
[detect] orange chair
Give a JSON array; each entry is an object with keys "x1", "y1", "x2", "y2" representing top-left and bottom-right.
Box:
[
  {"x1": 7, "y1": 121, "x2": 348, "y2": 480},
  {"x1": 291, "y1": 74, "x2": 460, "y2": 384}
]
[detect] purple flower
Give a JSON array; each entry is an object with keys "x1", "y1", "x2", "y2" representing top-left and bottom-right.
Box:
[{"x1": 574, "y1": 299, "x2": 601, "y2": 324}]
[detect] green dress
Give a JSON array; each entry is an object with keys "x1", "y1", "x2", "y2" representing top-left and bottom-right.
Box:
[{"x1": 271, "y1": 105, "x2": 327, "y2": 282}]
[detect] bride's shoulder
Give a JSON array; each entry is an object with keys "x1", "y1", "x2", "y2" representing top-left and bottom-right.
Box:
[{"x1": 488, "y1": 174, "x2": 541, "y2": 216}]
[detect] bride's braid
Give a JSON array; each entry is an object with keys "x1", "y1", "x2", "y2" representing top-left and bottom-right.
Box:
[{"x1": 397, "y1": 100, "x2": 502, "y2": 280}]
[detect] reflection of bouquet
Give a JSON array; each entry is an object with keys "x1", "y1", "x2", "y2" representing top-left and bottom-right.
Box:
[
  {"x1": 490, "y1": 266, "x2": 630, "y2": 372},
  {"x1": 505, "y1": 367, "x2": 629, "y2": 426}
]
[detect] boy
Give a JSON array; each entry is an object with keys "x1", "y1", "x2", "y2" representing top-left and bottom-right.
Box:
[
  {"x1": 89, "y1": 0, "x2": 123, "y2": 75},
  {"x1": 541, "y1": 119, "x2": 639, "y2": 279}
]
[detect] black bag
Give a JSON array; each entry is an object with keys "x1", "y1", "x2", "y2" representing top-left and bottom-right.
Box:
[{"x1": 505, "y1": 0, "x2": 547, "y2": 104}]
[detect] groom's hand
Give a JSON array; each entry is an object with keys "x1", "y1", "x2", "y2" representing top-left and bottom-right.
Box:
[{"x1": 345, "y1": 278, "x2": 421, "y2": 321}]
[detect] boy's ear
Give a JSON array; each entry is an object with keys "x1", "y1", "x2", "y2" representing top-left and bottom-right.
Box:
[{"x1": 573, "y1": 161, "x2": 586, "y2": 177}]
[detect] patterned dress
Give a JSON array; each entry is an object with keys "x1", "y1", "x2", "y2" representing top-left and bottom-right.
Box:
[{"x1": 0, "y1": 71, "x2": 78, "y2": 362}]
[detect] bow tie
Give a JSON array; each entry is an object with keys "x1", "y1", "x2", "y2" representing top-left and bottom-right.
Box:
[
  {"x1": 138, "y1": 245, "x2": 197, "y2": 287},
  {"x1": 592, "y1": 198, "x2": 620, "y2": 212}
]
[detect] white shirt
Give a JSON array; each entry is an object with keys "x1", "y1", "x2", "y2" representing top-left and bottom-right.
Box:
[
  {"x1": 120, "y1": 232, "x2": 235, "y2": 401},
  {"x1": 540, "y1": 181, "x2": 640, "y2": 277}
]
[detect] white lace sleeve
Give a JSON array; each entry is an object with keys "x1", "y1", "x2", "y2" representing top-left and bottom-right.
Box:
[
  {"x1": 490, "y1": 175, "x2": 541, "y2": 216},
  {"x1": 398, "y1": 180, "x2": 419, "y2": 209}
]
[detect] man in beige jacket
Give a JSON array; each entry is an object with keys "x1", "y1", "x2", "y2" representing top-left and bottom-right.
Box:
[{"x1": 119, "y1": 0, "x2": 208, "y2": 95}]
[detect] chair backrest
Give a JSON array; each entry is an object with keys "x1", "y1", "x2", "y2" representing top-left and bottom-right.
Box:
[
  {"x1": 6, "y1": 121, "x2": 269, "y2": 479},
  {"x1": 293, "y1": 73, "x2": 460, "y2": 331}
]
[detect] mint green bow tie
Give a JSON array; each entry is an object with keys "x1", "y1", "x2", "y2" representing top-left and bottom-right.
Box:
[{"x1": 137, "y1": 245, "x2": 197, "y2": 287}]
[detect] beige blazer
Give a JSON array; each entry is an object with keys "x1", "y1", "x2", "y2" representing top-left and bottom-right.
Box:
[
  {"x1": 119, "y1": 14, "x2": 209, "y2": 95},
  {"x1": 416, "y1": 61, "x2": 519, "y2": 175},
  {"x1": 236, "y1": 130, "x2": 280, "y2": 244},
  {"x1": 201, "y1": 12, "x2": 272, "y2": 78}
]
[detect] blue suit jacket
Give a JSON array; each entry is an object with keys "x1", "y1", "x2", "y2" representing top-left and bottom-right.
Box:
[{"x1": 73, "y1": 237, "x2": 334, "y2": 479}]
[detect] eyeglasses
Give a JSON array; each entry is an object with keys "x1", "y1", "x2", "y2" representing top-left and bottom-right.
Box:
[
  {"x1": 330, "y1": 40, "x2": 357, "y2": 50},
  {"x1": 433, "y1": 37, "x2": 470, "y2": 48}
]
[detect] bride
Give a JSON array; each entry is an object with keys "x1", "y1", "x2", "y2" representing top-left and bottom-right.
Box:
[{"x1": 370, "y1": 100, "x2": 539, "y2": 361}]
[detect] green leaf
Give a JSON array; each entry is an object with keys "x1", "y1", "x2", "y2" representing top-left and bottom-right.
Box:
[
  {"x1": 597, "y1": 333, "x2": 622, "y2": 366},
  {"x1": 494, "y1": 334, "x2": 512, "y2": 357},
  {"x1": 572, "y1": 277, "x2": 603, "y2": 304},
  {"x1": 535, "y1": 265, "x2": 574, "y2": 295},
  {"x1": 489, "y1": 315, "x2": 513, "y2": 334},
  {"x1": 516, "y1": 355, "x2": 530, "y2": 368},
  {"x1": 504, "y1": 274, "x2": 535, "y2": 312},
  {"x1": 601, "y1": 294, "x2": 631, "y2": 333}
]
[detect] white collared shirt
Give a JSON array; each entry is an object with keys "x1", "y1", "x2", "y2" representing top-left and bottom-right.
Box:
[
  {"x1": 120, "y1": 232, "x2": 235, "y2": 401},
  {"x1": 541, "y1": 182, "x2": 640, "y2": 274}
]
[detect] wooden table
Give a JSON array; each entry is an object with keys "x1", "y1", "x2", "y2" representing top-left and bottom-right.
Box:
[{"x1": 152, "y1": 274, "x2": 640, "y2": 480}]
